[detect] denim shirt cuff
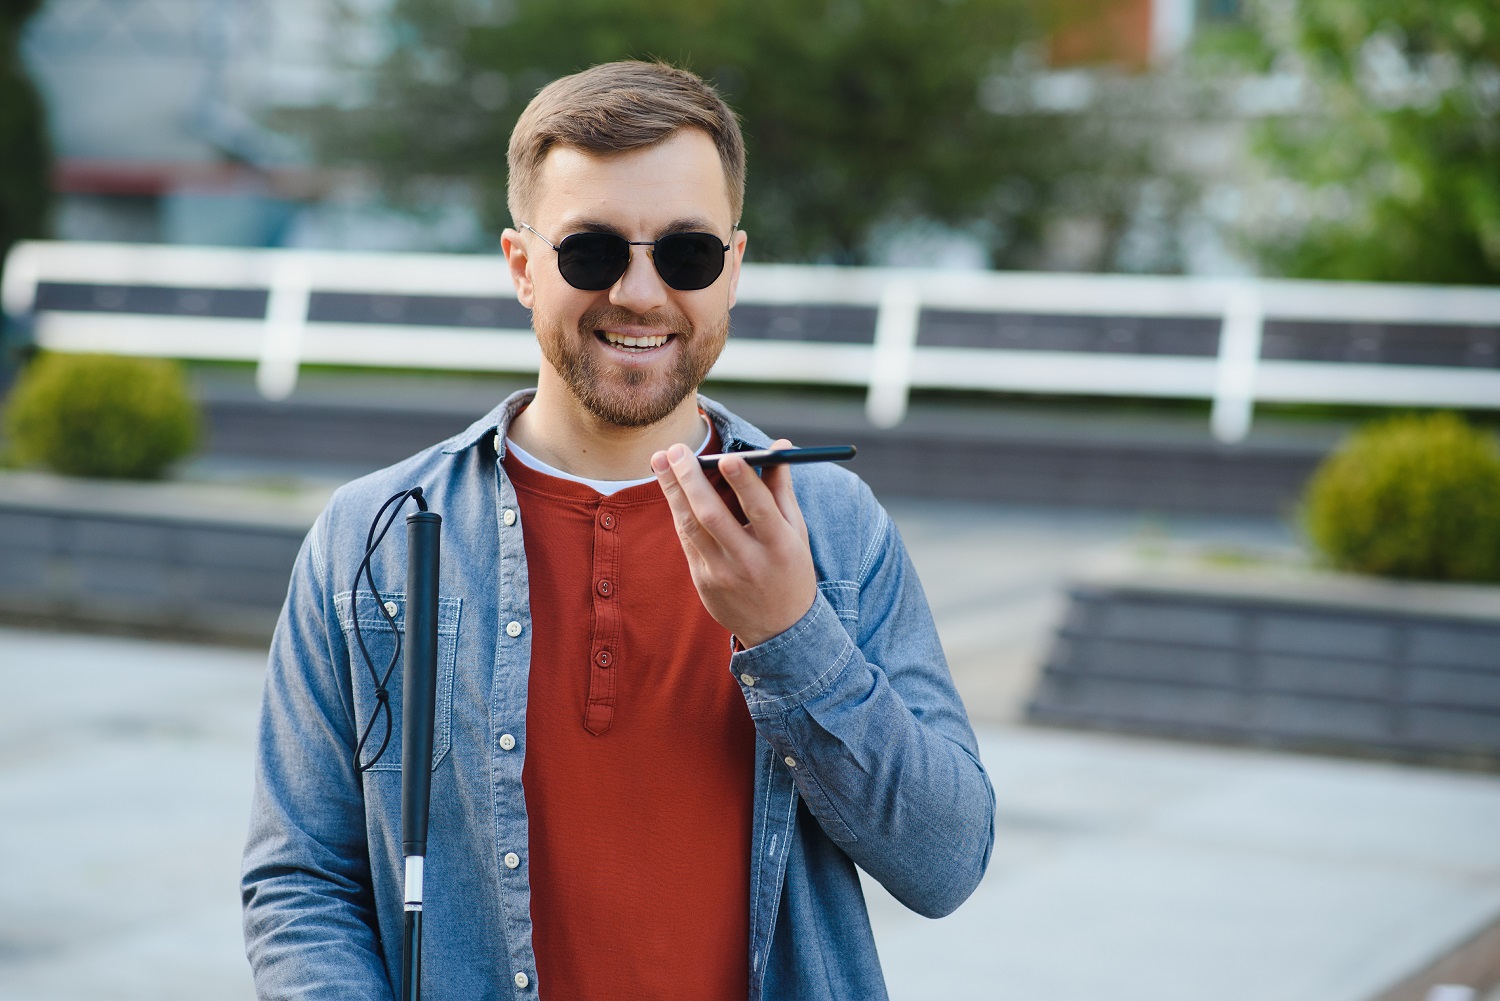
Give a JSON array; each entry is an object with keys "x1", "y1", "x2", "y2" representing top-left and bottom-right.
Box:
[{"x1": 730, "y1": 592, "x2": 857, "y2": 713}]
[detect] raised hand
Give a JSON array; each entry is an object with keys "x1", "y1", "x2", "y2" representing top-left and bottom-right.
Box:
[{"x1": 651, "y1": 438, "x2": 817, "y2": 648}]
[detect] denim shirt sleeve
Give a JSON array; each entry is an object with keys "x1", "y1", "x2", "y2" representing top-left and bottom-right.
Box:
[
  {"x1": 729, "y1": 489, "x2": 996, "y2": 919},
  {"x1": 241, "y1": 512, "x2": 395, "y2": 1000}
]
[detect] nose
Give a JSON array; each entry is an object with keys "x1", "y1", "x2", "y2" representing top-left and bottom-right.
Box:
[{"x1": 608, "y1": 245, "x2": 670, "y2": 314}]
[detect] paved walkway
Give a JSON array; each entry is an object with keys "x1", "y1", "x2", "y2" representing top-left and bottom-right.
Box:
[{"x1": 2, "y1": 500, "x2": 1498, "y2": 1000}]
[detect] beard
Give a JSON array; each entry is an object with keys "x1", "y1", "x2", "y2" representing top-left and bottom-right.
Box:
[{"x1": 534, "y1": 302, "x2": 729, "y2": 429}]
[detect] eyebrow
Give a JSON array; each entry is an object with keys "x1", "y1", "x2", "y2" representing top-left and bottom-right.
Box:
[{"x1": 556, "y1": 217, "x2": 726, "y2": 239}]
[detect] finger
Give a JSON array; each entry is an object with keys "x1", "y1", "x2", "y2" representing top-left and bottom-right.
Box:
[
  {"x1": 718, "y1": 453, "x2": 788, "y2": 535},
  {"x1": 652, "y1": 448, "x2": 726, "y2": 561},
  {"x1": 663, "y1": 443, "x2": 752, "y2": 559},
  {"x1": 762, "y1": 439, "x2": 808, "y2": 536}
]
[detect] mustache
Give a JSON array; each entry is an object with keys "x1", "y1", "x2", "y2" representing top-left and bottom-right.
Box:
[{"x1": 579, "y1": 305, "x2": 693, "y2": 337}]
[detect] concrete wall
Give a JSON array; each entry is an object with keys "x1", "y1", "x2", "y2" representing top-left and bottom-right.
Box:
[
  {"x1": 0, "y1": 476, "x2": 308, "y2": 643},
  {"x1": 1029, "y1": 572, "x2": 1500, "y2": 765}
]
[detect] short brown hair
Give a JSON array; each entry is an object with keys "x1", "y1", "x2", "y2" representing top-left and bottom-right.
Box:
[{"x1": 506, "y1": 61, "x2": 745, "y2": 228}]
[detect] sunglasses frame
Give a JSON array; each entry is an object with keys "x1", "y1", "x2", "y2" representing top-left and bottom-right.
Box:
[{"x1": 519, "y1": 223, "x2": 733, "y2": 292}]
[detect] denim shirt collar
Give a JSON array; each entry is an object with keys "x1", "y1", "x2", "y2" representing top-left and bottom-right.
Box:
[{"x1": 439, "y1": 388, "x2": 775, "y2": 459}]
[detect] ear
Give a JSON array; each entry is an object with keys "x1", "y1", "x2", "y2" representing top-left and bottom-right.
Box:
[
  {"x1": 725, "y1": 229, "x2": 748, "y2": 310},
  {"x1": 501, "y1": 228, "x2": 536, "y2": 308}
]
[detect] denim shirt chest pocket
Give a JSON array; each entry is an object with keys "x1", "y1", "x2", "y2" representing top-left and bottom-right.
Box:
[{"x1": 334, "y1": 590, "x2": 463, "y2": 772}]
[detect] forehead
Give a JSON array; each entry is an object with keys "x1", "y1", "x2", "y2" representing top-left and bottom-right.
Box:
[{"x1": 530, "y1": 128, "x2": 733, "y2": 233}]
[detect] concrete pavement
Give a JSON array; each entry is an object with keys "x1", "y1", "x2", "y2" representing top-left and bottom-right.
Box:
[{"x1": 1, "y1": 499, "x2": 1497, "y2": 1000}]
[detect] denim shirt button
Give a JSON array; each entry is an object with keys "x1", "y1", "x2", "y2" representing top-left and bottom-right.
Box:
[
  {"x1": 514, "y1": 971, "x2": 530, "y2": 989},
  {"x1": 739, "y1": 673, "x2": 756, "y2": 687},
  {"x1": 784, "y1": 756, "x2": 798, "y2": 768},
  {"x1": 506, "y1": 621, "x2": 523, "y2": 637},
  {"x1": 504, "y1": 852, "x2": 520, "y2": 869},
  {"x1": 502, "y1": 508, "x2": 517, "y2": 526},
  {"x1": 499, "y1": 733, "x2": 516, "y2": 751},
  {"x1": 383, "y1": 600, "x2": 398, "y2": 617}
]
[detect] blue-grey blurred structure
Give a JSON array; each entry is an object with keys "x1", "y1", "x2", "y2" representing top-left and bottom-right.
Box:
[{"x1": 18, "y1": 0, "x2": 490, "y2": 251}]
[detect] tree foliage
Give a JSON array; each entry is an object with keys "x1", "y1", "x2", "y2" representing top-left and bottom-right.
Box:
[
  {"x1": 1252, "y1": 0, "x2": 1500, "y2": 284},
  {"x1": 309, "y1": 0, "x2": 1183, "y2": 268},
  {"x1": 0, "y1": 0, "x2": 51, "y2": 267}
]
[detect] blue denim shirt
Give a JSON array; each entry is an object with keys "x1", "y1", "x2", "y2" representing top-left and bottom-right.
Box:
[{"x1": 242, "y1": 390, "x2": 995, "y2": 1000}]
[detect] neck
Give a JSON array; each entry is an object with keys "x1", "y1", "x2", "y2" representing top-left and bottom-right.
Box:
[{"x1": 507, "y1": 376, "x2": 707, "y2": 481}]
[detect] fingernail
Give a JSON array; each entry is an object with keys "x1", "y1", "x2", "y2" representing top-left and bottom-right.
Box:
[
  {"x1": 650, "y1": 451, "x2": 668, "y2": 472},
  {"x1": 668, "y1": 443, "x2": 688, "y2": 462}
]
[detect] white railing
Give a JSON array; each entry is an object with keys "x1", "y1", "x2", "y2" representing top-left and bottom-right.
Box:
[{"x1": 4, "y1": 240, "x2": 1498, "y2": 442}]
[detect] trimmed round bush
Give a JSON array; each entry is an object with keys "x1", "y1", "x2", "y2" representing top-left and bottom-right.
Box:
[
  {"x1": 3, "y1": 353, "x2": 199, "y2": 479},
  {"x1": 1303, "y1": 412, "x2": 1500, "y2": 583}
]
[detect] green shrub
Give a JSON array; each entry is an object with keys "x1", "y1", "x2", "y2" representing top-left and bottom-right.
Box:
[
  {"x1": 2, "y1": 353, "x2": 199, "y2": 479},
  {"x1": 1303, "y1": 413, "x2": 1500, "y2": 583}
]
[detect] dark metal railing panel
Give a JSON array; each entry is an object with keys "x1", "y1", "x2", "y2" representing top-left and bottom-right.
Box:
[
  {"x1": 730, "y1": 303, "x2": 877, "y2": 343},
  {"x1": 34, "y1": 281, "x2": 269, "y2": 319},
  {"x1": 918, "y1": 310, "x2": 1221, "y2": 356},
  {"x1": 1262, "y1": 320, "x2": 1500, "y2": 368},
  {"x1": 306, "y1": 292, "x2": 533, "y2": 329}
]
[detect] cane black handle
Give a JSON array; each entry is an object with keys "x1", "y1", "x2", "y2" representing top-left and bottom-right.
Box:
[
  {"x1": 401, "y1": 509, "x2": 441, "y2": 1001},
  {"x1": 402, "y1": 510, "x2": 441, "y2": 857}
]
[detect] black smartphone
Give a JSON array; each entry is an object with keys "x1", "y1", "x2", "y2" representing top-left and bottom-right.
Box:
[{"x1": 697, "y1": 445, "x2": 857, "y2": 470}]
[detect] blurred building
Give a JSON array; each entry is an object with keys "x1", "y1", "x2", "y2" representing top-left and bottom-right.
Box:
[{"x1": 19, "y1": 0, "x2": 485, "y2": 250}]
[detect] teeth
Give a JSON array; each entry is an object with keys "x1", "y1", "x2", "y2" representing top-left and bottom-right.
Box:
[{"x1": 603, "y1": 331, "x2": 669, "y2": 348}]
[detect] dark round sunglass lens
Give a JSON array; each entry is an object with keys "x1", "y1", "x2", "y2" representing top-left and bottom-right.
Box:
[
  {"x1": 653, "y1": 234, "x2": 726, "y2": 291},
  {"x1": 557, "y1": 233, "x2": 630, "y2": 291}
]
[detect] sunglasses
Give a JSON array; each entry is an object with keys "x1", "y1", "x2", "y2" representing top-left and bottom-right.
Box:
[{"x1": 520, "y1": 223, "x2": 732, "y2": 292}]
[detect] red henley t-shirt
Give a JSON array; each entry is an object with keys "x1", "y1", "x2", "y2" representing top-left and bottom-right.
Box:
[{"x1": 504, "y1": 434, "x2": 755, "y2": 1000}]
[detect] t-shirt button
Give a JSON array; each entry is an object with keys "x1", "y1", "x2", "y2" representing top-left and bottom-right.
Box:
[
  {"x1": 506, "y1": 621, "x2": 523, "y2": 638},
  {"x1": 502, "y1": 508, "x2": 517, "y2": 526},
  {"x1": 514, "y1": 971, "x2": 530, "y2": 989},
  {"x1": 739, "y1": 673, "x2": 756, "y2": 687},
  {"x1": 599, "y1": 512, "x2": 616, "y2": 530},
  {"x1": 504, "y1": 852, "x2": 520, "y2": 869},
  {"x1": 597, "y1": 579, "x2": 611, "y2": 596},
  {"x1": 499, "y1": 733, "x2": 516, "y2": 751},
  {"x1": 596, "y1": 650, "x2": 611, "y2": 668}
]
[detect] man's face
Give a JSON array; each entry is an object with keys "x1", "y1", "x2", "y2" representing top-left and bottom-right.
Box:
[{"x1": 504, "y1": 129, "x2": 748, "y2": 429}]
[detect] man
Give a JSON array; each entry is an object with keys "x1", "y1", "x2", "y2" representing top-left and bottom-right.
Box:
[{"x1": 242, "y1": 60, "x2": 994, "y2": 1001}]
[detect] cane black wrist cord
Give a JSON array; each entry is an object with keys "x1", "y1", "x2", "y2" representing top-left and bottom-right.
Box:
[{"x1": 352, "y1": 487, "x2": 428, "y2": 775}]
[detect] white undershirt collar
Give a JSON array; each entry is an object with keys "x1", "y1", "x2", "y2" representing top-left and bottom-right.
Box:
[{"x1": 505, "y1": 421, "x2": 713, "y2": 496}]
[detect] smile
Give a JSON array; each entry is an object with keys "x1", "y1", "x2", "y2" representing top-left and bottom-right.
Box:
[{"x1": 598, "y1": 330, "x2": 673, "y2": 351}]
